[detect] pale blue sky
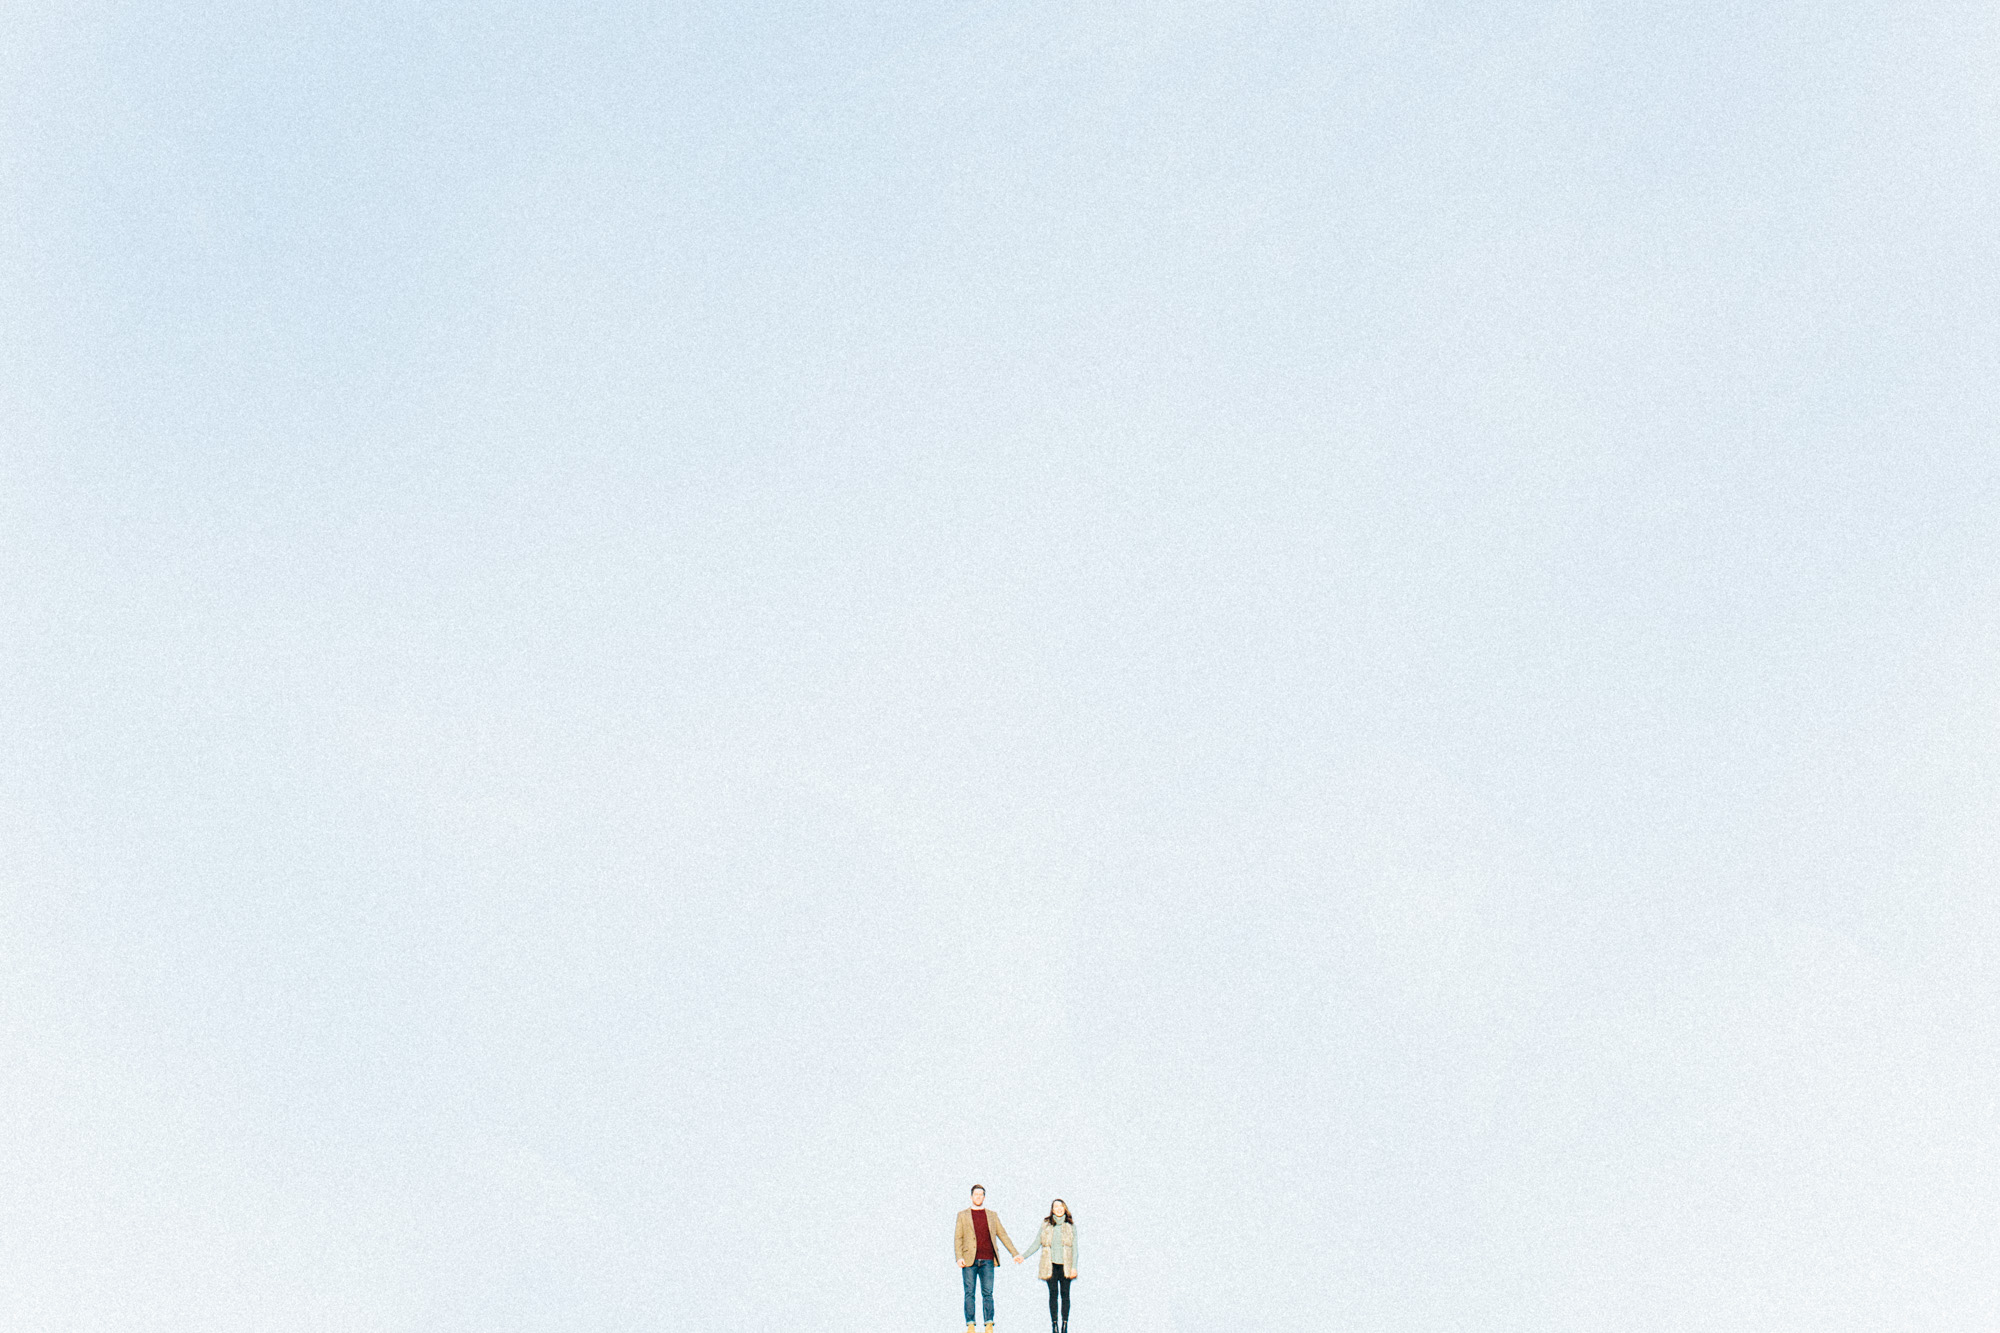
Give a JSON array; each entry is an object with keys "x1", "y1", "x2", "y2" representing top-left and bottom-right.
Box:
[{"x1": 3, "y1": 2, "x2": 1996, "y2": 1330}]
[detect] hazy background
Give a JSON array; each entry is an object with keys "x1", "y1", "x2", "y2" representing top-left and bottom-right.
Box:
[{"x1": 3, "y1": 2, "x2": 1996, "y2": 1329}]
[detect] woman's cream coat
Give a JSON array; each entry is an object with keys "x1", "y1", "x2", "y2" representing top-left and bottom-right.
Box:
[{"x1": 1020, "y1": 1219, "x2": 1078, "y2": 1280}]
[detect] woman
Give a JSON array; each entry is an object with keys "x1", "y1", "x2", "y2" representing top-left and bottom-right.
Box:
[{"x1": 1019, "y1": 1198, "x2": 1078, "y2": 1333}]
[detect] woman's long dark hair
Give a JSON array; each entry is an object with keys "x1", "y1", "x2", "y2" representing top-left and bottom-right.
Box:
[{"x1": 1044, "y1": 1199, "x2": 1073, "y2": 1226}]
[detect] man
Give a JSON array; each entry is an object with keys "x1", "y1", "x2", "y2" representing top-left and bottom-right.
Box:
[{"x1": 954, "y1": 1183, "x2": 1022, "y2": 1333}]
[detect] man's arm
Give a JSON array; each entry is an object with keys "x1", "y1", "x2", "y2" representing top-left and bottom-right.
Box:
[{"x1": 991, "y1": 1214, "x2": 1020, "y2": 1258}]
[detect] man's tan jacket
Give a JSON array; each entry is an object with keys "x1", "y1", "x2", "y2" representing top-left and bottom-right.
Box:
[{"x1": 954, "y1": 1208, "x2": 1019, "y2": 1267}]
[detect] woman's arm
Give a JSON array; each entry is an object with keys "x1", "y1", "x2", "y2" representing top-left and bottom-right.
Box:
[{"x1": 1021, "y1": 1225, "x2": 1044, "y2": 1260}]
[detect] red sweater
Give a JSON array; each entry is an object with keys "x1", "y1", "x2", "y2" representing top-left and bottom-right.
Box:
[{"x1": 971, "y1": 1209, "x2": 996, "y2": 1262}]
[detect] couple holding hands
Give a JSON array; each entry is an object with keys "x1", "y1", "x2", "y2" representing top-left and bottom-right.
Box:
[{"x1": 953, "y1": 1184, "x2": 1078, "y2": 1333}]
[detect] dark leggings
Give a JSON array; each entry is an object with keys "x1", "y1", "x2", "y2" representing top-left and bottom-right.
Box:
[{"x1": 1045, "y1": 1266, "x2": 1072, "y2": 1325}]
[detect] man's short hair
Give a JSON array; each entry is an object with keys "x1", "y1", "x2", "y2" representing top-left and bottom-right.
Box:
[{"x1": 970, "y1": 1184, "x2": 985, "y2": 1196}]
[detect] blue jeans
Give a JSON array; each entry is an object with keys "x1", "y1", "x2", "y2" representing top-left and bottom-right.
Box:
[{"x1": 961, "y1": 1259, "x2": 995, "y2": 1323}]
